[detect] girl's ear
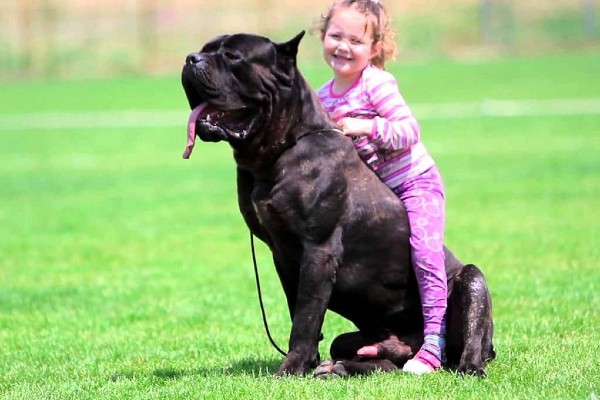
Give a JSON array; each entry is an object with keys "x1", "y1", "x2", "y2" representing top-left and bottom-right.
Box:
[{"x1": 370, "y1": 40, "x2": 383, "y2": 60}]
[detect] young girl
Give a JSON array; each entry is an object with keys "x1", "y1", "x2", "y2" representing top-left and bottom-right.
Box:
[{"x1": 315, "y1": 0, "x2": 448, "y2": 375}]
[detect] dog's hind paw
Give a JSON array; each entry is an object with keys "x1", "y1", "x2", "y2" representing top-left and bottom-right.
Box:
[{"x1": 313, "y1": 360, "x2": 348, "y2": 379}]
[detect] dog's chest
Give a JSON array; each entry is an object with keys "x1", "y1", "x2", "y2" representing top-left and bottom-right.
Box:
[
  {"x1": 251, "y1": 197, "x2": 274, "y2": 226},
  {"x1": 250, "y1": 181, "x2": 295, "y2": 231}
]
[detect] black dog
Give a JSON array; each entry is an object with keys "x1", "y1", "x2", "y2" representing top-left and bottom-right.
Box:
[{"x1": 181, "y1": 31, "x2": 495, "y2": 377}]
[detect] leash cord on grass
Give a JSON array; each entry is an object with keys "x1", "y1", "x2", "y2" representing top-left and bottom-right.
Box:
[{"x1": 251, "y1": 232, "x2": 288, "y2": 357}]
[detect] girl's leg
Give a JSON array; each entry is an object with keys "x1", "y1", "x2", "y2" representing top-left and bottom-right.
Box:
[{"x1": 397, "y1": 166, "x2": 448, "y2": 373}]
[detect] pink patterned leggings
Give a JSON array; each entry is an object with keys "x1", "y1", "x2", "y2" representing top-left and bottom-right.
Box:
[{"x1": 393, "y1": 166, "x2": 447, "y2": 336}]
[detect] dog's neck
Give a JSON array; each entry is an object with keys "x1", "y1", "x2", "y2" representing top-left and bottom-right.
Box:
[{"x1": 232, "y1": 76, "x2": 334, "y2": 175}]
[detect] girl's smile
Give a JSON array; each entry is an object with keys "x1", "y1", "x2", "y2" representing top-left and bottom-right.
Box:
[{"x1": 322, "y1": 6, "x2": 380, "y2": 92}]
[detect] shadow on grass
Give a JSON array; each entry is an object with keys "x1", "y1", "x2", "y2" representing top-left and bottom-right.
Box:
[
  {"x1": 225, "y1": 357, "x2": 283, "y2": 376},
  {"x1": 153, "y1": 357, "x2": 283, "y2": 378},
  {"x1": 109, "y1": 357, "x2": 284, "y2": 382},
  {"x1": 110, "y1": 353, "x2": 495, "y2": 382}
]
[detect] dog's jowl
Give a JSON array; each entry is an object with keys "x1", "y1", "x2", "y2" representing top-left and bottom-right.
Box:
[{"x1": 181, "y1": 31, "x2": 495, "y2": 377}]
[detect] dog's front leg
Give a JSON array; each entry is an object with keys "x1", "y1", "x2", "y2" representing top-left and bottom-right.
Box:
[{"x1": 276, "y1": 243, "x2": 339, "y2": 376}]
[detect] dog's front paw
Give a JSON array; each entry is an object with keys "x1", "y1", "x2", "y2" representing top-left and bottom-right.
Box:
[
  {"x1": 275, "y1": 361, "x2": 305, "y2": 377},
  {"x1": 275, "y1": 350, "x2": 319, "y2": 377},
  {"x1": 457, "y1": 362, "x2": 486, "y2": 378}
]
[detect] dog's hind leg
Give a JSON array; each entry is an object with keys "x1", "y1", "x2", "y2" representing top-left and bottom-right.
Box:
[
  {"x1": 314, "y1": 331, "x2": 415, "y2": 377},
  {"x1": 331, "y1": 331, "x2": 415, "y2": 363},
  {"x1": 446, "y1": 264, "x2": 495, "y2": 377},
  {"x1": 315, "y1": 331, "x2": 395, "y2": 377},
  {"x1": 328, "y1": 331, "x2": 374, "y2": 360}
]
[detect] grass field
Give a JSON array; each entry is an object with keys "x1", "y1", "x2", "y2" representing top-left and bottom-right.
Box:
[{"x1": 1, "y1": 51, "x2": 599, "y2": 399}]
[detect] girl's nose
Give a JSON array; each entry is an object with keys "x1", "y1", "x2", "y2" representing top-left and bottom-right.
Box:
[{"x1": 336, "y1": 40, "x2": 350, "y2": 51}]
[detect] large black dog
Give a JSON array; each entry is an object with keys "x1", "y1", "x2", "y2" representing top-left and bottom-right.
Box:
[{"x1": 181, "y1": 31, "x2": 495, "y2": 377}]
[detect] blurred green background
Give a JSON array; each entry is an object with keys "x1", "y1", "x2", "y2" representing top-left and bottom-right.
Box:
[
  {"x1": 1, "y1": 0, "x2": 599, "y2": 80},
  {"x1": 1, "y1": 1, "x2": 599, "y2": 399}
]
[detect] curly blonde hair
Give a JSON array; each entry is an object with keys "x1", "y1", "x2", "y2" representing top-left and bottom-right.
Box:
[{"x1": 313, "y1": 0, "x2": 397, "y2": 68}]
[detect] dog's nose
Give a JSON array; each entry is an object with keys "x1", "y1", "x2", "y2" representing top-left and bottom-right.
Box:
[{"x1": 186, "y1": 53, "x2": 203, "y2": 65}]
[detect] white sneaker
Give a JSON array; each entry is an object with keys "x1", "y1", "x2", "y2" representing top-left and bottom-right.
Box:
[{"x1": 402, "y1": 358, "x2": 435, "y2": 375}]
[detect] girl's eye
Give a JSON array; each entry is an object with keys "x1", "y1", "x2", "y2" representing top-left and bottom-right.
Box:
[{"x1": 329, "y1": 34, "x2": 341, "y2": 40}]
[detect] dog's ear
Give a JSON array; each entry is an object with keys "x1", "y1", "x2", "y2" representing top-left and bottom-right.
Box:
[
  {"x1": 275, "y1": 31, "x2": 305, "y2": 62},
  {"x1": 273, "y1": 31, "x2": 305, "y2": 86}
]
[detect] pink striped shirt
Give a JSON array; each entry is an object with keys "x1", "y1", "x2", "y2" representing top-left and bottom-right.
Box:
[{"x1": 316, "y1": 64, "x2": 434, "y2": 190}]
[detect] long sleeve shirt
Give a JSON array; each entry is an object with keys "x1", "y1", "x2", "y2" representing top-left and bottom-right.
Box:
[{"x1": 316, "y1": 64, "x2": 435, "y2": 191}]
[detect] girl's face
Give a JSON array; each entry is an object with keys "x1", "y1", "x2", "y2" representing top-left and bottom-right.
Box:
[{"x1": 322, "y1": 6, "x2": 381, "y2": 84}]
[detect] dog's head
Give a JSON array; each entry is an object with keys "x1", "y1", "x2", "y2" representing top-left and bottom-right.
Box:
[{"x1": 181, "y1": 31, "x2": 306, "y2": 158}]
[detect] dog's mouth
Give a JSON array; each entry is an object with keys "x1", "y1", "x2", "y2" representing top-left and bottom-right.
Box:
[
  {"x1": 182, "y1": 102, "x2": 256, "y2": 159},
  {"x1": 199, "y1": 104, "x2": 253, "y2": 136}
]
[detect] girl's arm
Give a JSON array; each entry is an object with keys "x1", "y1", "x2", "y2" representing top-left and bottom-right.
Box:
[
  {"x1": 335, "y1": 73, "x2": 420, "y2": 150},
  {"x1": 367, "y1": 74, "x2": 421, "y2": 150}
]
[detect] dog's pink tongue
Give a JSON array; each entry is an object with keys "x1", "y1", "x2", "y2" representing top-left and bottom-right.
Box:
[{"x1": 182, "y1": 103, "x2": 208, "y2": 159}]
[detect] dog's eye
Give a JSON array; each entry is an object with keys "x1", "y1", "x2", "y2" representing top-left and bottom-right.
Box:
[{"x1": 223, "y1": 51, "x2": 241, "y2": 61}]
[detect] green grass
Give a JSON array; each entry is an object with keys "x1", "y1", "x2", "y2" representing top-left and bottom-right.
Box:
[{"x1": 1, "y1": 52, "x2": 599, "y2": 399}]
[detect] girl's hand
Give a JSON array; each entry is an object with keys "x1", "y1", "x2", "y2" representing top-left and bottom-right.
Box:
[{"x1": 337, "y1": 117, "x2": 374, "y2": 137}]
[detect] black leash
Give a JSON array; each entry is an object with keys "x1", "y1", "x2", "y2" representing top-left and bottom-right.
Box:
[
  {"x1": 250, "y1": 232, "x2": 288, "y2": 357},
  {"x1": 248, "y1": 128, "x2": 343, "y2": 358}
]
